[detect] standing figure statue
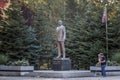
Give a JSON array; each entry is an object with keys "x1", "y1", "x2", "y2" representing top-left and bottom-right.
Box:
[{"x1": 56, "y1": 20, "x2": 66, "y2": 58}]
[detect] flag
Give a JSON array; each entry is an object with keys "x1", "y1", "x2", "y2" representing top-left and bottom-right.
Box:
[{"x1": 102, "y1": 7, "x2": 107, "y2": 23}]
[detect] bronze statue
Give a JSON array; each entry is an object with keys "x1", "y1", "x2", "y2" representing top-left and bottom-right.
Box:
[{"x1": 56, "y1": 20, "x2": 66, "y2": 58}]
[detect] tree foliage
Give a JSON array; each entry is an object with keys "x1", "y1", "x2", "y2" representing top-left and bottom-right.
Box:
[
  {"x1": 0, "y1": 0, "x2": 120, "y2": 69},
  {"x1": 0, "y1": 0, "x2": 40, "y2": 66},
  {"x1": 65, "y1": 0, "x2": 120, "y2": 69}
]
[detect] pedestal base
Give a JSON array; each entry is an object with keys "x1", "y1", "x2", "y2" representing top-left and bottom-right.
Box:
[{"x1": 52, "y1": 58, "x2": 71, "y2": 71}]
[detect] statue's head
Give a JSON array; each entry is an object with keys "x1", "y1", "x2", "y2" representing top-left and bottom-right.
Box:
[{"x1": 58, "y1": 20, "x2": 63, "y2": 25}]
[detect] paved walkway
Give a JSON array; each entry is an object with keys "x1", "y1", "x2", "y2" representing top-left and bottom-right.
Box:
[{"x1": 0, "y1": 76, "x2": 120, "y2": 80}]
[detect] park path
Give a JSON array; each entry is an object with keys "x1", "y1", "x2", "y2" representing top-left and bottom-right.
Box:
[{"x1": 0, "y1": 76, "x2": 120, "y2": 80}]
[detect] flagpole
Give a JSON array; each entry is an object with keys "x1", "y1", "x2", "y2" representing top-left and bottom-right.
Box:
[{"x1": 105, "y1": 4, "x2": 109, "y2": 60}]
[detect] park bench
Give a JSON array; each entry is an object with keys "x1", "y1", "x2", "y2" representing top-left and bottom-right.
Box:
[
  {"x1": 90, "y1": 66, "x2": 120, "y2": 76},
  {"x1": 90, "y1": 66, "x2": 120, "y2": 72}
]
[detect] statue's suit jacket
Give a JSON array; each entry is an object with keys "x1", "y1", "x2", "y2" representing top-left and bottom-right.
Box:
[{"x1": 56, "y1": 25, "x2": 66, "y2": 41}]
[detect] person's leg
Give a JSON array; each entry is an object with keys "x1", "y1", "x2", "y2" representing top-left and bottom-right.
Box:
[
  {"x1": 101, "y1": 65, "x2": 106, "y2": 77},
  {"x1": 56, "y1": 41, "x2": 61, "y2": 58},
  {"x1": 103, "y1": 65, "x2": 106, "y2": 77},
  {"x1": 61, "y1": 41, "x2": 65, "y2": 58}
]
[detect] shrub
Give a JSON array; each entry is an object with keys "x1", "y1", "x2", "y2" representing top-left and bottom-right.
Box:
[
  {"x1": 107, "y1": 60, "x2": 119, "y2": 66},
  {"x1": 112, "y1": 52, "x2": 120, "y2": 64},
  {"x1": 8, "y1": 59, "x2": 30, "y2": 66},
  {"x1": 0, "y1": 55, "x2": 9, "y2": 65}
]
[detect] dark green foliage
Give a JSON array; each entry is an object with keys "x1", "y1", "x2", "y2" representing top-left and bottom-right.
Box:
[
  {"x1": 7, "y1": 59, "x2": 30, "y2": 66},
  {"x1": 112, "y1": 52, "x2": 120, "y2": 64},
  {"x1": 0, "y1": 0, "x2": 120, "y2": 70},
  {"x1": 0, "y1": 54, "x2": 9, "y2": 65},
  {"x1": 65, "y1": 0, "x2": 120, "y2": 69},
  {"x1": 107, "y1": 3, "x2": 120, "y2": 54},
  {"x1": 34, "y1": 3, "x2": 55, "y2": 57},
  {"x1": 0, "y1": 0, "x2": 41, "y2": 66}
]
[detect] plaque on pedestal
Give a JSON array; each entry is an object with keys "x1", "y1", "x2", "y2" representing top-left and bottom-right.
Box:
[{"x1": 52, "y1": 58, "x2": 71, "y2": 71}]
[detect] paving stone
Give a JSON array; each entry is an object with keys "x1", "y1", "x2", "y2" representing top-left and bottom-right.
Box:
[{"x1": 0, "y1": 76, "x2": 120, "y2": 80}]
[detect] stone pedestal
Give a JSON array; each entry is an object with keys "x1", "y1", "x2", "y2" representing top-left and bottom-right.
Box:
[{"x1": 52, "y1": 58, "x2": 71, "y2": 71}]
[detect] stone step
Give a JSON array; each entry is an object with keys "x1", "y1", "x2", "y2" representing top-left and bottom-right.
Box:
[
  {"x1": 25, "y1": 70, "x2": 94, "y2": 78},
  {"x1": 25, "y1": 70, "x2": 120, "y2": 78}
]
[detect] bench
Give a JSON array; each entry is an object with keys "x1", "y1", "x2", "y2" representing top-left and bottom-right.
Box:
[
  {"x1": 90, "y1": 66, "x2": 120, "y2": 76},
  {"x1": 90, "y1": 66, "x2": 120, "y2": 72}
]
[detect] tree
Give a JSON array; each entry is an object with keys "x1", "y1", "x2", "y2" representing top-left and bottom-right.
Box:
[
  {"x1": 0, "y1": 0, "x2": 41, "y2": 65},
  {"x1": 65, "y1": 0, "x2": 106, "y2": 69},
  {"x1": 107, "y1": 2, "x2": 120, "y2": 56}
]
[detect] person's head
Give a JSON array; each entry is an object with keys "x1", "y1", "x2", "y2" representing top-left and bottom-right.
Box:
[
  {"x1": 99, "y1": 53, "x2": 104, "y2": 57},
  {"x1": 58, "y1": 20, "x2": 63, "y2": 26},
  {"x1": 98, "y1": 54, "x2": 101, "y2": 58}
]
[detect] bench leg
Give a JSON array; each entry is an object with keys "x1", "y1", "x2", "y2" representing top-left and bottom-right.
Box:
[
  {"x1": 94, "y1": 72, "x2": 96, "y2": 76},
  {"x1": 93, "y1": 72, "x2": 101, "y2": 77}
]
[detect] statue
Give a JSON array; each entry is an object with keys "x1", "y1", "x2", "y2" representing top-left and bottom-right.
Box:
[
  {"x1": 52, "y1": 23, "x2": 71, "y2": 70},
  {"x1": 56, "y1": 20, "x2": 66, "y2": 58}
]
